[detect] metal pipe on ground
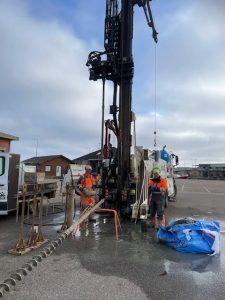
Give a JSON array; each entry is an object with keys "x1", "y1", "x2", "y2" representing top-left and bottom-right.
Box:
[{"x1": 0, "y1": 199, "x2": 105, "y2": 298}]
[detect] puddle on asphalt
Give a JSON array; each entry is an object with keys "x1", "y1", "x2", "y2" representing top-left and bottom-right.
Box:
[
  {"x1": 42, "y1": 213, "x2": 225, "y2": 299},
  {"x1": 69, "y1": 214, "x2": 225, "y2": 276}
]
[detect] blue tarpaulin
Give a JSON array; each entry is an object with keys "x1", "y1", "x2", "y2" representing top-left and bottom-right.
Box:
[{"x1": 157, "y1": 219, "x2": 220, "y2": 254}]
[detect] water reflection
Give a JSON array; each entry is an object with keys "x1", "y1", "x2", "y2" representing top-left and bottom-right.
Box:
[
  {"x1": 70, "y1": 213, "x2": 225, "y2": 275},
  {"x1": 190, "y1": 255, "x2": 214, "y2": 272}
]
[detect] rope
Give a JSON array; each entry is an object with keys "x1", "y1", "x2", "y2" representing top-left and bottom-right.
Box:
[{"x1": 153, "y1": 43, "x2": 157, "y2": 148}]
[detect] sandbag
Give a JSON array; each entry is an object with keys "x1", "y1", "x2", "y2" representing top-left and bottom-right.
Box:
[{"x1": 157, "y1": 218, "x2": 220, "y2": 254}]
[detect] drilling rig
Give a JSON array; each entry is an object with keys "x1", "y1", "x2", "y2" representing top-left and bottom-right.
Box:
[{"x1": 86, "y1": 0, "x2": 178, "y2": 217}]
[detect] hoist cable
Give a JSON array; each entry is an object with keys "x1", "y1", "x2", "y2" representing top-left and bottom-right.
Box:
[{"x1": 153, "y1": 43, "x2": 157, "y2": 148}]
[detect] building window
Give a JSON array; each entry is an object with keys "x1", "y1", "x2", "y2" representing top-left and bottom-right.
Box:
[
  {"x1": 56, "y1": 166, "x2": 61, "y2": 177},
  {"x1": 0, "y1": 156, "x2": 5, "y2": 176},
  {"x1": 45, "y1": 165, "x2": 51, "y2": 172}
]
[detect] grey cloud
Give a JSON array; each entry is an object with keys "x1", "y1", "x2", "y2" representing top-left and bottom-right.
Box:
[
  {"x1": 0, "y1": 1, "x2": 105, "y2": 160},
  {"x1": 1, "y1": 0, "x2": 225, "y2": 166},
  {"x1": 134, "y1": 0, "x2": 225, "y2": 165}
]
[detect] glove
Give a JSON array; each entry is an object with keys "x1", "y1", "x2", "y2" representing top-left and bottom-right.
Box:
[
  {"x1": 78, "y1": 186, "x2": 84, "y2": 192},
  {"x1": 148, "y1": 185, "x2": 160, "y2": 193}
]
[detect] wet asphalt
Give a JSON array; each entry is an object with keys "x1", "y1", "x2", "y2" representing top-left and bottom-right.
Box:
[{"x1": 1, "y1": 179, "x2": 225, "y2": 300}]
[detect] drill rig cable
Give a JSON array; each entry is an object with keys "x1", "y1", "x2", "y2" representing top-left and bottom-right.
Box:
[
  {"x1": 140, "y1": 0, "x2": 158, "y2": 148},
  {"x1": 153, "y1": 43, "x2": 157, "y2": 148}
]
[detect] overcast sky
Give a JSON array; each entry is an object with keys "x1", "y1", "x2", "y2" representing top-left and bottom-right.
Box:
[{"x1": 1, "y1": 0, "x2": 225, "y2": 166}]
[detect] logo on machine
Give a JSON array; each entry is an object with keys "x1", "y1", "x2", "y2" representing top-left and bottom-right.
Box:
[{"x1": 0, "y1": 192, "x2": 6, "y2": 200}]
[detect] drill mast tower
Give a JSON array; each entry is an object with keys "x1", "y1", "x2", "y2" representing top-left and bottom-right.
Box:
[{"x1": 86, "y1": 0, "x2": 157, "y2": 213}]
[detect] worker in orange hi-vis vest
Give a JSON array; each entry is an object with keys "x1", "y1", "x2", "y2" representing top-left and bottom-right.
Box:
[
  {"x1": 148, "y1": 167, "x2": 168, "y2": 228},
  {"x1": 77, "y1": 165, "x2": 98, "y2": 220}
]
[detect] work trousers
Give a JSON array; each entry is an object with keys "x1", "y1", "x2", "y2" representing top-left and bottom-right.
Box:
[{"x1": 149, "y1": 196, "x2": 164, "y2": 220}]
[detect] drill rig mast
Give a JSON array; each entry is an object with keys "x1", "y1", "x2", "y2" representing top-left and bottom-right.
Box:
[{"x1": 86, "y1": 0, "x2": 157, "y2": 214}]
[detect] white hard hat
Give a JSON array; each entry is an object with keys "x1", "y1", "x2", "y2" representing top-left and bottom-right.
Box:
[{"x1": 85, "y1": 164, "x2": 92, "y2": 170}]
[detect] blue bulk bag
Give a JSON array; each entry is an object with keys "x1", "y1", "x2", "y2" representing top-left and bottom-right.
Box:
[{"x1": 157, "y1": 219, "x2": 220, "y2": 254}]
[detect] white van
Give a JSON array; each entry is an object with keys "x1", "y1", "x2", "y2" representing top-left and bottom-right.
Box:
[{"x1": 0, "y1": 153, "x2": 20, "y2": 215}]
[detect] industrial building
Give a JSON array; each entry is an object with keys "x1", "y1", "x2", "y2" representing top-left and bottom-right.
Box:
[{"x1": 175, "y1": 164, "x2": 225, "y2": 179}]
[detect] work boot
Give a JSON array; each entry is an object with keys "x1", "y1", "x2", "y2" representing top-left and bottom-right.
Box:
[
  {"x1": 154, "y1": 219, "x2": 159, "y2": 229},
  {"x1": 148, "y1": 218, "x2": 155, "y2": 228},
  {"x1": 159, "y1": 215, "x2": 165, "y2": 227}
]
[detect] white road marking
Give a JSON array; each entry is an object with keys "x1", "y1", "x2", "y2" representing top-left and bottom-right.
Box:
[
  {"x1": 203, "y1": 186, "x2": 210, "y2": 193},
  {"x1": 182, "y1": 191, "x2": 225, "y2": 195},
  {"x1": 181, "y1": 184, "x2": 185, "y2": 192}
]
